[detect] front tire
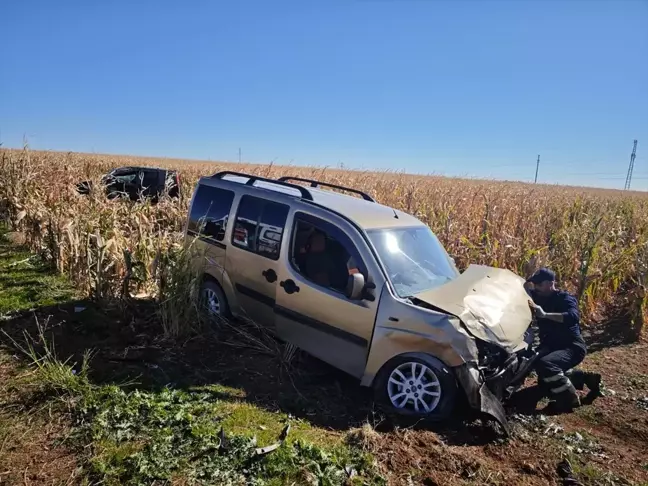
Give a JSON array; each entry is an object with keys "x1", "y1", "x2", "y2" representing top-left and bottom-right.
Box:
[{"x1": 374, "y1": 354, "x2": 457, "y2": 421}]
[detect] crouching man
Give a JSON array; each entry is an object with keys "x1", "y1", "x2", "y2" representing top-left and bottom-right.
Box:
[{"x1": 525, "y1": 268, "x2": 602, "y2": 412}]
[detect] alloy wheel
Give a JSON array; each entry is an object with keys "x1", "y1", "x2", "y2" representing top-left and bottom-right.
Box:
[
  {"x1": 387, "y1": 361, "x2": 442, "y2": 413},
  {"x1": 204, "y1": 287, "x2": 222, "y2": 316}
]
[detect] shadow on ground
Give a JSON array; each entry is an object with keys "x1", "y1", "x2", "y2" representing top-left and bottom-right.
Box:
[
  {"x1": 1, "y1": 297, "x2": 636, "y2": 443},
  {"x1": 582, "y1": 314, "x2": 640, "y2": 353},
  {"x1": 1, "y1": 298, "x2": 462, "y2": 434},
  {"x1": 1, "y1": 297, "x2": 555, "y2": 449}
]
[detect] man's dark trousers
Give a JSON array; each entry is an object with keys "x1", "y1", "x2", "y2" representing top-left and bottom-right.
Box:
[{"x1": 535, "y1": 345, "x2": 586, "y2": 396}]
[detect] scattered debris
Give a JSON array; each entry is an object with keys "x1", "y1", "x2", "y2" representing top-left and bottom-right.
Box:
[
  {"x1": 7, "y1": 257, "x2": 31, "y2": 268},
  {"x1": 254, "y1": 424, "x2": 291, "y2": 456},
  {"x1": 218, "y1": 427, "x2": 227, "y2": 452},
  {"x1": 511, "y1": 415, "x2": 608, "y2": 460},
  {"x1": 635, "y1": 396, "x2": 648, "y2": 411},
  {"x1": 344, "y1": 465, "x2": 357, "y2": 478},
  {"x1": 544, "y1": 423, "x2": 564, "y2": 436},
  {"x1": 74, "y1": 306, "x2": 86, "y2": 313}
]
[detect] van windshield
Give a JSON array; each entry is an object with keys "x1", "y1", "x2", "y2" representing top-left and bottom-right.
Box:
[{"x1": 368, "y1": 226, "x2": 459, "y2": 298}]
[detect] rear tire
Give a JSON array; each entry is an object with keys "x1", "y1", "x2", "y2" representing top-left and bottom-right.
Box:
[
  {"x1": 374, "y1": 354, "x2": 457, "y2": 421},
  {"x1": 200, "y1": 280, "x2": 230, "y2": 322}
]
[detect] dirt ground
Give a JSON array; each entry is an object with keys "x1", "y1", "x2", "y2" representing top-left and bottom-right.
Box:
[
  {"x1": 0, "y1": 355, "x2": 80, "y2": 485},
  {"x1": 365, "y1": 340, "x2": 648, "y2": 486},
  {"x1": 1, "y1": 296, "x2": 647, "y2": 485}
]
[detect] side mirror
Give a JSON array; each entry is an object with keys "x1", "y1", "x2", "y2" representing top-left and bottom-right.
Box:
[{"x1": 346, "y1": 273, "x2": 365, "y2": 300}]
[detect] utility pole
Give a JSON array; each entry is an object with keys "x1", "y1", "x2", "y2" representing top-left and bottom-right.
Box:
[
  {"x1": 238, "y1": 148, "x2": 241, "y2": 164},
  {"x1": 534, "y1": 155, "x2": 540, "y2": 183},
  {"x1": 624, "y1": 140, "x2": 638, "y2": 190}
]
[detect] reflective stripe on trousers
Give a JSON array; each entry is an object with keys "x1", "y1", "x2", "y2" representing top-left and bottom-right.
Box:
[
  {"x1": 551, "y1": 382, "x2": 572, "y2": 394},
  {"x1": 541, "y1": 372, "x2": 572, "y2": 394},
  {"x1": 541, "y1": 372, "x2": 565, "y2": 383}
]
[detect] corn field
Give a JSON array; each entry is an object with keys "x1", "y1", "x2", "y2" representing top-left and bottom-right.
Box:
[{"x1": 1, "y1": 147, "x2": 647, "y2": 336}]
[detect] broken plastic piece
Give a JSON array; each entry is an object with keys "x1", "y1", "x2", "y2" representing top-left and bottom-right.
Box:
[{"x1": 254, "y1": 424, "x2": 291, "y2": 456}]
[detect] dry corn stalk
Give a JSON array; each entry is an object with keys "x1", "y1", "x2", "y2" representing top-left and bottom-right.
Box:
[{"x1": 1, "y1": 147, "x2": 647, "y2": 331}]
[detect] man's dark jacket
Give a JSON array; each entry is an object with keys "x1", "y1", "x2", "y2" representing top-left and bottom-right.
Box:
[{"x1": 529, "y1": 289, "x2": 587, "y2": 351}]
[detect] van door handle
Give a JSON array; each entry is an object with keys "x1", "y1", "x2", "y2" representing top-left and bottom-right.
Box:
[
  {"x1": 280, "y1": 279, "x2": 299, "y2": 294},
  {"x1": 262, "y1": 269, "x2": 277, "y2": 283}
]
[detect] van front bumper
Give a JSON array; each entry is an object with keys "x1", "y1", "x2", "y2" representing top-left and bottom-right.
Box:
[
  {"x1": 454, "y1": 348, "x2": 539, "y2": 436},
  {"x1": 454, "y1": 363, "x2": 510, "y2": 434}
]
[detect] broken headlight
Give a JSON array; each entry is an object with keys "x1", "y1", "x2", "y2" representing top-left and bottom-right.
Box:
[{"x1": 475, "y1": 339, "x2": 508, "y2": 370}]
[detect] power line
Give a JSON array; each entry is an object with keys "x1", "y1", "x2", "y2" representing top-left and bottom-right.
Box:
[{"x1": 624, "y1": 140, "x2": 638, "y2": 190}]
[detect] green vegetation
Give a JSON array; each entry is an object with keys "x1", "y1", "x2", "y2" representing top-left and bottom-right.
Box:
[
  {"x1": 0, "y1": 231, "x2": 383, "y2": 485},
  {"x1": 567, "y1": 453, "x2": 632, "y2": 486},
  {"x1": 15, "y1": 328, "x2": 381, "y2": 485},
  {"x1": 0, "y1": 235, "x2": 76, "y2": 316}
]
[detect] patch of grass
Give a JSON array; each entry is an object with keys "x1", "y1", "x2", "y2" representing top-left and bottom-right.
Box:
[
  {"x1": 574, "y1": 404, "x2": 606, "y2": 425},
  {"x1": 5, "y1": 316, "x2": 95, "y2": 396},
  {"x1": 4, "y1": 321, "x2": 382, "y2": 485},
  {"x1": 6, "y1": 306, "x2": 380, "y2": 484},
  {"x1": 73, "y1": 383, "x2": 382, "y2": 485},
  {"x1": 570, "y1": 459, "x2": 631, "y2": 486},
  {"x1": 0, "y1": 235, "x2": 383, "y2": 484},
  {"x1": 218, "y1": 399, "x2": 338, "y2": 448},
  {"x1": 6, "y1": 321, "x2": 382, "y2": 485},
  {"x1": 0, "y1": 233, "x2": 76, "y2": 316},
  {"x1": 562, "y1": 450, "x2": 633, "y2": 486}
]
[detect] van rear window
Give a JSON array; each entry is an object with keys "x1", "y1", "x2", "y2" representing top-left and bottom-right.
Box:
[{"x1": 188, "y1": 185, "x2": 235, "y2": 242}]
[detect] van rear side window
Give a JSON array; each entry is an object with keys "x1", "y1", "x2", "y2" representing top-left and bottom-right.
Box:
[
  {"x1": 188, "y1": 185, "x2": 235, "y2": 242},
  {"x1": 232, "y1": 195, "x2": 289, "y2": 260}
]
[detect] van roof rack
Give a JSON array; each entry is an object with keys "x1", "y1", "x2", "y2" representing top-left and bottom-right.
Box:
[
  {"x1": 277, "y1": 176, "x2": 375, "y2": 202},
  {"x1": 211, "y1": 171, "x2": 313, "y2": 201}
]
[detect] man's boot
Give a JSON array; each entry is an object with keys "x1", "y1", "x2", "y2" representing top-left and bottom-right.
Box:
[
  {"x1": 566, "y1": 369, "x2": 602, "y2": 398},
  {"x1": 565, "y1": 369, "x2": 586, "y2": 390},
  {"x1": 583, "y1": 371, "x2": 602, "y2": 397},
  {"x1": 544, "y1": 380, "x2": 580, "y2": 414}
]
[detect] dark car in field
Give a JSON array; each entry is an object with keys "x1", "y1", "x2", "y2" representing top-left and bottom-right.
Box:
[{"x1": 76, "y1": 166, "x2": 180, "y2": 202}]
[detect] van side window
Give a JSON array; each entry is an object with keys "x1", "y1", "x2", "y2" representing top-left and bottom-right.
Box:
[
  {"x1": 188, "y1": 185, "x2": 235, "y2": 242},
  {"x1": 232, "y1": 195, "x2": 289, "y2": 260},
  {"x1": 291, "y1": 213, "x2": 367, "y2": 294}
]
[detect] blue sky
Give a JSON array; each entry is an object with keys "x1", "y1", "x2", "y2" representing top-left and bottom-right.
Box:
[{"x1": 1, "y1": 1, "x2": 647, "y2": 190}]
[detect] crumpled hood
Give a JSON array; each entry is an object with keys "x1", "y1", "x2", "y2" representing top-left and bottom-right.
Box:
[{"x1": 413, "y1": 264, "x2": 532, "y2": 352}]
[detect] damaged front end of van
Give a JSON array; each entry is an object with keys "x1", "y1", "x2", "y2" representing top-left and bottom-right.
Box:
[
  {"x1": 364, "y1": 264, "x2": 537, "y2": 435},
  {"x1": 412, "y1": 265, "x2": 538, "y2": 434}
]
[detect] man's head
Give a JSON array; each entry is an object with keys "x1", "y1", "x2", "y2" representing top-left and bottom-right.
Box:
[
  {"x1": 527, "y1": 267, "x2": 556, "y2": 296},
  {"x1": 307, "y1": 230, "x2": 326, "y2": 253}
]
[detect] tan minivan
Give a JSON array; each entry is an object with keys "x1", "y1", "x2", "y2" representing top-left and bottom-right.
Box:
[{"x1": 184, "y1": 171, "x2": 538, "y2": 432}]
